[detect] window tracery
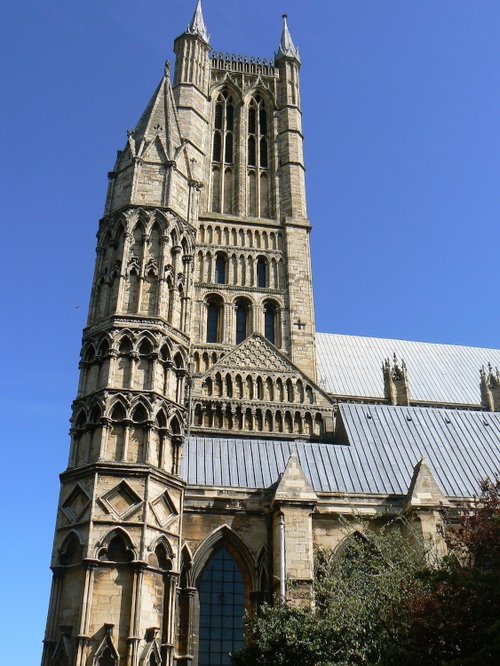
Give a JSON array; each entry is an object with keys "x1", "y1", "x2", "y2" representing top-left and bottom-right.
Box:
[
  {"x1": 247, "y1": 96, "x2": 270, "y2": 217},
  {"x1": 211, "y1": 90, "x2": 235, "y2": 214}
]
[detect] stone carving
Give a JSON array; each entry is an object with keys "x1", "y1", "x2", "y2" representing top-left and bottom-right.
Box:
[{"x1": 214, "y1": 334, "x2": 291, "y2": 372}]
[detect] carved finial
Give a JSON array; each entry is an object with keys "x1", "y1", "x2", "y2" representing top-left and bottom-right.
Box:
[
  {"x1": 164, "y1": 60, "x2": 170, "y2": 77},
  {"x1": 186, "y1": 0, "x2": 210, "y2": 44},
  {"x1": 382, "y1": 354, "x2": 410, "y2": 406},
  {"x1": 276, "y1": 13, "x2": 301, "y2": 63}
]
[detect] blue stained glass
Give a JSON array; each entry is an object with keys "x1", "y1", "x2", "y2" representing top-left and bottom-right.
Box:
[{"x1": 198, "y1": 548, "x2": 245, "y2": 665}]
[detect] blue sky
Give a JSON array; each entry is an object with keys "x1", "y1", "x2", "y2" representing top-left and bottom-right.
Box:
[{"x1": 1, "y1": 1, "x2": 499, "y2": 662}]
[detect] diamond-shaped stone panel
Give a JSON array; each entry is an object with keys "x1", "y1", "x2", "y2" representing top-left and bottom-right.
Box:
[
  {"x1": 62, "y1": 484, "x2": 91, "y2": 522},
  {"x1": 151, "y1": 490, "x2": 178, "y2": 527},
  {"x1": 102, "y1": 481, "x2": 142, "y2": 518}
]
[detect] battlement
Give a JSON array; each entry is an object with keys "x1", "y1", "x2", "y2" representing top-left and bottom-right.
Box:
[{"x1": 210, "y1": 51, "x2": 278, "y2": 77}]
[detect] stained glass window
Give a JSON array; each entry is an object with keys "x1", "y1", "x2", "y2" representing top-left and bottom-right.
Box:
[{"x1": 198, "y1": 548, "x2": 245, "y2": 666}]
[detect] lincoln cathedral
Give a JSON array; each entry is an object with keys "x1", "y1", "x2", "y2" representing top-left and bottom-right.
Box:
[{"x1": 42, "y1": 2, "x2": 500, "y2": 665}]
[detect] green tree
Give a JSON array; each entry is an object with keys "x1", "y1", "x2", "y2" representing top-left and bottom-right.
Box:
[
  {"x1": 235, "y1": 481, "x2": 500, "y2": 666},
  {"x1": 235, "y1": 520, "x2": 429, "y2": 666}
]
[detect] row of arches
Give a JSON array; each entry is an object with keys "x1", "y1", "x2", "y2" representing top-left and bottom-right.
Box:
[
  {"x1": 192, "y1": 348, "x2": 226, "y2": 373},
  {"x1": 53, "y1": 530, "x2": 176, "y2": 666},
  {"x1": 203, "y1": 295, "x2": 280, "y2": 346},
  {"x1": 203, "y1": 373, "x2": 316, "y2": 404},
  {"x1": 193, "y1": 402, "x2": 325, "y2": 436},
  {"x1": 90, "y1": 213, "x2": 194, "y2": 328},
  {"x1": 196, "y1": 250, "x2": 284, "y2": 290},
  {"x1": 71, "y1": 399, "x2": 183, "y2": 471},
  {"x1": 79, "y1": 333, "x2": 187, "y2": 402},
  {"x1": 198, "y1": 223, "x2": 282, "y2": 251}
]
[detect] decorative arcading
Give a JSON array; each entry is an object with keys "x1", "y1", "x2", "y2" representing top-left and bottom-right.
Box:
[
  {"x1": 198, "y1": 223, "x2": 282, "y2": 249},
  {"x1": 89, "y1": 208, "x2": 195, "y2": 328},
  {"x1": 192, "y1": 400, "x2": 325, "y2": 437}
]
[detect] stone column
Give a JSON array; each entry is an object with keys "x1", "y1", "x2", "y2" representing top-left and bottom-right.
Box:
[{"x1": 75, "y1": 561, "x2": 96, "y2": 666}]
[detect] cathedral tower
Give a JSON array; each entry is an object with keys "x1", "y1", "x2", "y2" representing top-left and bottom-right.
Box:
[{"x1": 43, "y1": 4, "x2": 330, "y2": 665}]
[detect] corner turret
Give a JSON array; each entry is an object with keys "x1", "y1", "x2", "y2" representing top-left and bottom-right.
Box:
[
  {"x1": 275, "y1": 14, "x2": 301, "y2": 63},
  {"x1": 185, "y1": 0, "x2": 210, "y2": 44}
]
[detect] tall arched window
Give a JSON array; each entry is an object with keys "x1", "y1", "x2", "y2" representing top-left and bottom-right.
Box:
[
  {"x1": 211, "y1": 91, "x2": 235, "y2": 214},
  {"x1": 198, "y1": 548, "x2": 245, "y2": 666},
  {"x1": 235, "y1": 298, "x2": 251, "y2": 345},
  {"x1": 256, "y1": 256, "x2": 267, "y2": 288},
  {"x1": 206, "y1": 297, "x2": 223, "y2": 344},
  {"x1": 215, "y1": 253, "x2": 227, "y2": 284},
  {"x1": 264, "y1": 302, "x2": 278, "y2": 345},
  {"x1": 247, "y1": 96, "x2": 270, "y2": 218}
]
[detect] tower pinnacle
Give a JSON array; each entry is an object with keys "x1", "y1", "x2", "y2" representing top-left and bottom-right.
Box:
[
  {"x1": 186, "y1": 0, "x2": 209, "y2": 44},
  {"x1": 276, "y1": 14, "x2": 301, "y2": 62}
]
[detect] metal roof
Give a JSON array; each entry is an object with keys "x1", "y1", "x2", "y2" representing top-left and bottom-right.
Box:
[
  {"x1": 183, "y1": 404, "x2": 500, "y2": 498},
  {"x1": 316, "y1": 332, "x2": 500, "y2": 405}
]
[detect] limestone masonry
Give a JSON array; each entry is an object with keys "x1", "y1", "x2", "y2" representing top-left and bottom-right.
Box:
[{"x1": 42, "y1": 3, "x2": 500, "y2": 666}]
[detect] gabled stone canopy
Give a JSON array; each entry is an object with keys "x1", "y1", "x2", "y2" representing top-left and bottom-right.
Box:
[
  {"x1": 107, "y1": 67, "x2": 195, "y2": 215},
  {"x1": 273, "y1": 450, "x2": 318, "y2": 505},
  {"x1": 405, "y1": 457, "x2": 450, "y2": 509},
  {"x1": 190, "y1": 334, "x2": 334, "y2": 439}
]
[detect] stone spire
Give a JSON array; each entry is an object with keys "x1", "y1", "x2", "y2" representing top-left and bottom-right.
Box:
[
  {"x1": 276, "y1": 14, "x2": 300, "y2": 62},
  {"x1": 132, "y1": 62, "x2": 184, "y2": 159},
  {"x1": 186, "y1": 0, "x2": 209, "y2": 44}
]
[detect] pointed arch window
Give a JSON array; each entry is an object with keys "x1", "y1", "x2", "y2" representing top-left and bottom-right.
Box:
[
  {"x1": 211, "y1": 90, "x2": 235, "y2": 214},
  {"x1": 247, "y1": 96, "x2": 270, "y2": 218},
  {"x1": 198, "y1": 548, "x2": 245, "y2": 665}
]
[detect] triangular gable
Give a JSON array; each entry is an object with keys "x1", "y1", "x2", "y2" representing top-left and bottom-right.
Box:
[
  {"x1": 273, "y1": 450, "x2": 318, "y2": 504},
  {"x1": 133, "y1": 69, "x2": 184, "y2": 161},
  {"x1": 200, "y1": 333, "x2": 332, "y2": 404},
  {"x1": 140, "y1": 135, "x2": 169, "y2": 163},
  {"x1": 405, "y1": 457, "x2": 450, "y2": 508}
]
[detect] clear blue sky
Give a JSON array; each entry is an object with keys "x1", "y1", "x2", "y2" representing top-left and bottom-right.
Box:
[{"x1": 1, "y1": 1, "x2": 499, "y2": 662}]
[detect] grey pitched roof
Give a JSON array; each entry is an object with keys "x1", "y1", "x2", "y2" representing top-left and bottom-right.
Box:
[
  {"x1": 316, "y1": 332, "x2": 500, "y2": 406},
  {"x1": 183, "y1": 404, "x2": 500, "y2": 498}
]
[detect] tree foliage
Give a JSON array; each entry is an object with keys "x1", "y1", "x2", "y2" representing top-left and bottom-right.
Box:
[
  {"x1": 394, "y1": 479, "x2": 500, "y2": 666},
  {"x1": 235, "y1": 480, "x2": 500, "y2": 666},
  {"x1": 235, "y1": 520, "x2": 428, "y2": 666}
]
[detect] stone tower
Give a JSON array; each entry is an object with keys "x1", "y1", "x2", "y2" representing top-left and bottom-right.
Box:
[{"x1": 43, "y1": 4, "x2": 331, "y2": 665}]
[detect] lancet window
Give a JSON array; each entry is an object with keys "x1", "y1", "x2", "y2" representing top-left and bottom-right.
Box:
[
  {"x1": 206, "y1": 296, "x2": 223, "y2": 344},
  {"x1": 211, "y1": 90, "x2": 235, "y2": 214},
  {"x1": 198, "y1": 548, "x2": 245, "y2": 666},
  {"x1": 247, "y1": 96, "x2": 269, "y2": 218},
  {"x1": 235, "y1": 298, "x2": 251, "y2": 345},
  {"x1": 264, "y1": 301, "x2": 278, "y2": 345},
  {"x1": 256, "y1": 256, "x2": 267, "y2": 288}
]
